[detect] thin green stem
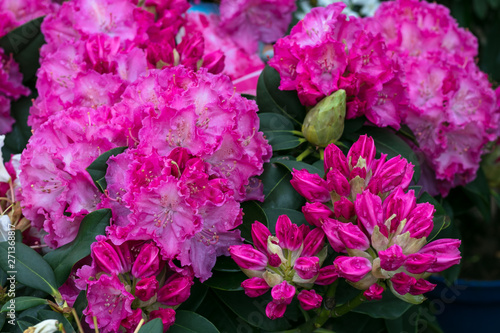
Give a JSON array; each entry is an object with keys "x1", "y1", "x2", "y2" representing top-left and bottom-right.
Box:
[
  {"x1": 296, "y1": 146, "x2": 314, "y2": 161},
  {"x1": 319, "y1": 148, "x2": 324, "y2": 160},
  {"x1": 291, "y1": 130, "x2": 305, "y2": 137},
  {"x1": 71, "y1": 308, "x2": 84, "y2": 333},
  {"x1": 332, "y1": 291, "x2": 366, "y2": 317}
]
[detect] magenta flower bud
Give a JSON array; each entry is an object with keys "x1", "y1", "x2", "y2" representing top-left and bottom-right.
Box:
[
  {"x1": 298, "y1": 289, "x2": 323, "y2": 310},
  {"x1": 276, "y1": 215, "x2": 303, "y2": 251},
  {"x1": 302, "y1": 202, "x2": 333, "y2": 227},
  {"x1": 271, "y1": 281, "x2": 296, "y2": 305},
  {"x1": 403, "y1": 203, "x2": 435, "y2": 238},
  {"x1": 364, "y1": 283, "x2": 384, "y2": 301},
  {"x1": 157, "y1": 274, "x2": 193, "y2": 306},
  {"x1": 390, "y1": 272, "x2": 416, "y2": 295},
  {"x1": 418, "y1": 239, "x2": 461, "y2": 273},
  {"x1": 383, "y1": 187, "x2": 416, "y2": 232},
  {"x1": 322, "y1": 218, "x2": 346, "y2": 253},
  {"x1": 149, "y1": 308, "x2": 176, "y2": 332},
  {"x1": 135, "y1": 276, "x2": 159, "y2": 302},
  {"x1": 229, "y1": 244, "x2": 268, "y2": 270},
  {"x1": 251, "y1": 221, "x2": 272, "y2": 254},
  {"x1": 378, "y1": 244, "x2": 406, "y2": 271},
  {"x1": 302, "y1": 228, "x2": 326, "y2": 257},
  {"x1": 324, "y1": 143, "x2": 349, "y2": 175},
  {"x1": 290, "y1": 169, "x2": 330, "y2": 203},
  {"x1": 131, "y1": 243, "x2": 161, "y2": 278},
  {"x1": 404, "y1": 253, "x2": 436, "y2": 274},
  {"x1": 315, "y1": 265, "x2": 339, "y2": 285},
  {"x1": 337, "y1": 222, "x2": 370, "y2": 251},
  {"x1": 369, "y1": 156, "x2": 414, "y2": 194},
  {"x1": 202, "y1": 50, "x2": 225, "y2": 74},
  {"x1": 409, "y1": 279, "x2": 436, "y2": 295},
  {"x1": 326, "y1": 169, "x2": 350, "y2": 196},
  {"x1": 333, "y1": 197, "x2": 355, "y2": 220},
  {"x1": 92, "y1": 239, "x2": 125, "y2": 275},
  {"x1": 347, "y1": 135, "x2": 376, "y2": 169},
  {"x1": 241, "y1": 277, "x2": 270, "y2": 298},
  {"x1": 269, "y1": 253, "x2": 282, "y2": 267},
  {"x1": 120, "y1": 309, "x2": 143, "y2": 332},
  {"x1": 294, "y1": 256, "x2": 320, "y2": 280},
  {"x1": 334, "y1": 256, "x2": 372, "y2": 282},
  {"x1": 354, "y1": 191, "x2": 383, "y2": 235},
  {"x1": 266, "y1": 301, "x2": 287, "y2": 320}
]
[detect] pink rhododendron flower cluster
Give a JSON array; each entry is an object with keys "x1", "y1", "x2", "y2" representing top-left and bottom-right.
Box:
[
  {"x1": 367, "y1": 0, "x2": 500, "y2": 195},
  {"x1": 219, "y1": 0, "x2": 296, "y2": 54},
  {"x1": 20, "y1": 66, "x2": 271, "y2": 281},
  {"x1": 229, "y1": 215, "x2": 328, "y2": 319},
  {"x1": 268, "y1": 2, "x2": 409, "y2": 129},
  {"x1": 29, "y1": 0, "x2": 199, "y2": 130},
  {"x1": 185, "y1": 11, "x2": 265, "y2": 95},
  {"x1": 292, "y1": 135, "x2": 413, "y2": 218},
  {"x1": 76, "y1": 236, "x2": 193, "y2": 333},
  {"x1": 0, "y1": 0, "x2": 57, "y2": 35},
  {"x1": 287, "y1": 135, "x2": 461, "y2": 302},
  {"x1": 0, "y1": 49, "x2": 29, "y2": 134}
]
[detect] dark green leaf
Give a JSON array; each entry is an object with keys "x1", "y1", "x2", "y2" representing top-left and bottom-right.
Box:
[
  {"x1": 178, "y1": 280, "x2": 208, "y2": 312},
  {"x1": 354, "y1": 127, "x2": 421, "y2": 183},
  {"x1": 2, "y1": 92, "x2": 34, "y2": 161},
  {"x1": 267, "y1": 134, "x2": 304, "y2": 151},
  {"x1": 86, "y1": 147, "x2": 127, "y2": 193},
  {"x1": 73, "y1": 290, "x2": 87, "y2": 321},
  {"x1": 0, "y1": 297, "x2": 47, "y2": 313},
  {"x1": 0, "y1": 17, "x2": 45, "y2": 83},
  {"x1": 212, "y1": 256, "x2": 240, "y2": 272},
  {"x1": 418, "y1": 193, "x2": 449, "y2": 242},
  {"x1": 488, "y1": 0, "x2": 500, "y2": 9},
  {"x1": 264, "y1": 208, "x2": 307, "y2": 234},
  {"x1": 0, "y1": 312, "x2": 5, "y2": 331},
  {"x1": 37, "y1": 310, "x2": 74, "y2": 333},
  {"x1": 44, "y1": 209, "x2": 112, "y2": 287},
  {"x1": 240, "y1": 201, "x2": 268, "y2": 243},
  {"x1": 271, "y1": 157, "x2": 325, "y2": 177},
  {"x1": 169, "y1": 310, "x2": 220, "y2": 333},
  {"x1": 329, "y1": 311, "x2": 386, "y2": 333},
  {"x1": 241, "y1": 94, "x2": 256, "y2": 101},
  {"x1": 259, "y1": 163, "x2": 305, "y2": 210},
  {"x1": 463, "y1": 168, "x2": 491, "y2": 222},
  {"x1": 213, "y1": 290, "x2": 291, "y2": 331},
  {"x1": 197, "y1": 290, "x2": 257, "y2": 333},
  {"x1": 474, "y1": 0, "x2": 488, "y2": 18},
  {"x1": 408, "y1": 185, "x2": 422, "y2": 197},
  {"x1": 204, "y1": 270, "x2": 246, "y2": 291},
  {"x1": 353, "y1": 290, "x2": 413, "y2": 319},
  {"x1": 259, "y1": 113, "x2": 295, "y2": 131},
  {"x1": 256, "y1": 66, "x2": 306, "y2": 128},
  {"x1": 17, "y1": 320, "x2": 36, "y2": 332},
  {"x1": 138, "y1": 318, "x2": 163, "y2": 333},
  {"x1": 0, "y1": 242, "x2": 59, "y2": 297},
  {"x1": 342, "y1": 117, "x2": 365, "y2": 136}
]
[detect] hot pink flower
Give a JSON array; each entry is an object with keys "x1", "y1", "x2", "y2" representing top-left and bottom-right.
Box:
[
  {"x1": 157, "y1": 274, "x2": 193, "y2": 306},
  {"x1": 297, "y1": 289, "x2": 323, "y2": 311},
  {"x1": 229, "y1": 244, "x2": 268, "y2": 270},
  {"x1": 364, "y1": 284, "x2": 384, "y2": 301},
  {"x1": 219, "y1": 0, "x2": 296, "y2": 54},
  {"x1": 333, "y1": 256, "x2": 372, "y2": 283},
  {"x1": 290, "y1": 169, "x2": 330, "y2": 203},
  {"x1": 241, "y1": 277, "x2": 270, "y2": 297},
  {"x1": 84, "y1": 274, "x2": 135, "y2": 333},
  {"x1": 269, "y1": 3, "x2": 409, "y2": 129},
  {"x1": 149, "y1": 308, "x2": 176, "y2": 332},
  {"x1": 294, "y1": 257, "x2": 320, "y2": 280},
  {"x1": 135, "y1": 277, "x2": 159, "y2": 302}
]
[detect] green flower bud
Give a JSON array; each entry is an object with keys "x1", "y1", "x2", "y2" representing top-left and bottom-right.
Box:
[{"x1": 302, "y1": 89, "x2": 346, "y2": 147}]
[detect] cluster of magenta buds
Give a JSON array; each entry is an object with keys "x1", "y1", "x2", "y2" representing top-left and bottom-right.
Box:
[
  {"x1": 288, "y1": 135, "x2": 461, "y2": 303},
  {"x1": 76, "y1": 235, "x2": 194, "y2": 333},
  {"x1": 229, "y1": 215, "x2": 332, "y2": 319}
]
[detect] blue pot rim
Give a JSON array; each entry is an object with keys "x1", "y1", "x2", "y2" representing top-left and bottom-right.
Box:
[{"x1": 430, "y1": 275, "x2": 500, "y2": 288}]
